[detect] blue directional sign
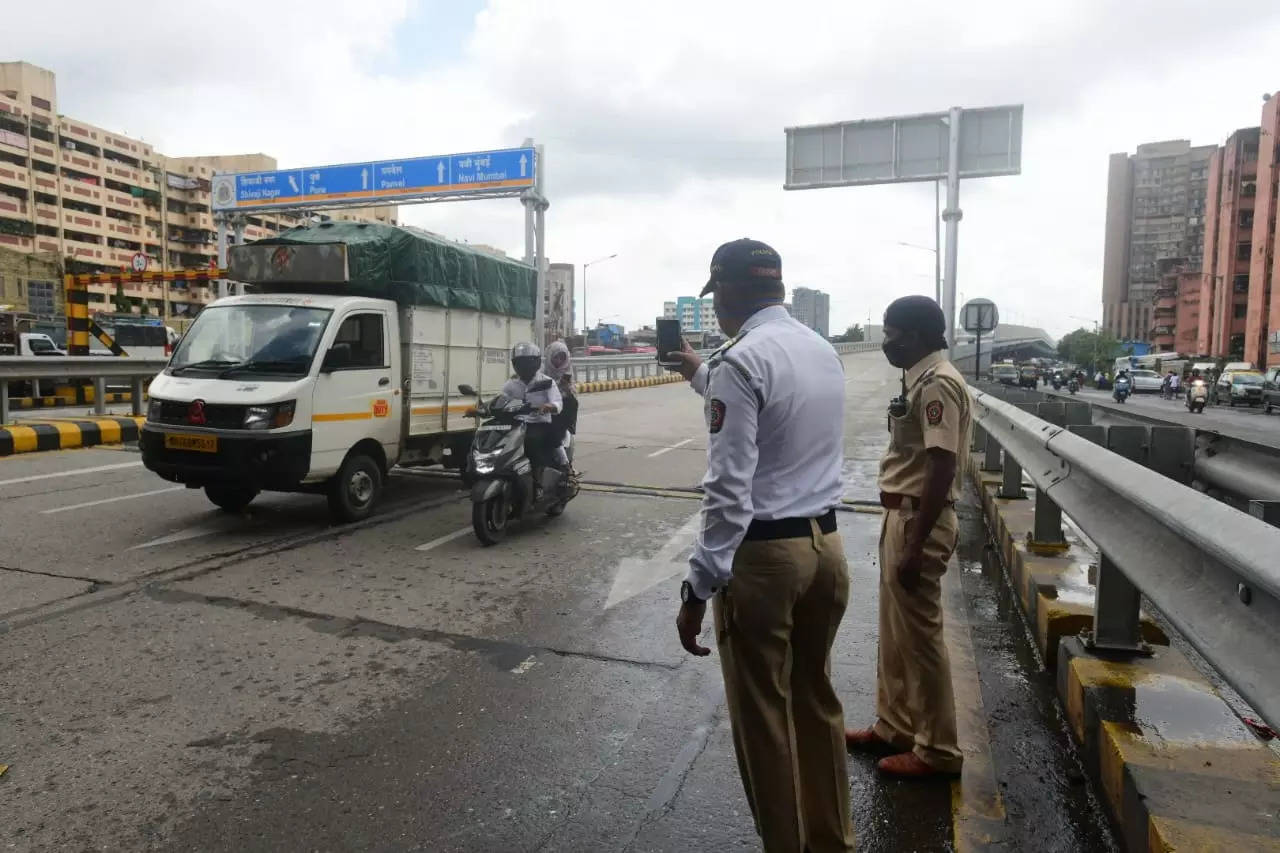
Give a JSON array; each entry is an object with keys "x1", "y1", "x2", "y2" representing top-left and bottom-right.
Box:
[{"x1": 210, "y1": 147, "x2": 536, "y2": 212}]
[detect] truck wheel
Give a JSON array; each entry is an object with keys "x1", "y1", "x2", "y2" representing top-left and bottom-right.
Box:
[
  {"x1": 327, "y1": 453, "x2": 382, "y2": 523},
  {"x1": 205, "y1": 484, "x2": 259, "y2": 513},
  {"x1": 472, "y1": 496, "x2": 507, "y2": 545}
]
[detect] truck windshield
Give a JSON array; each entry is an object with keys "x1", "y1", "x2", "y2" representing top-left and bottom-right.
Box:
[
  {"x1": 27, "y1": 337, "x2": 56, "y2": 353},
  {"x1": 169, "y1": 305, "x2": 332, "y2": 376}
]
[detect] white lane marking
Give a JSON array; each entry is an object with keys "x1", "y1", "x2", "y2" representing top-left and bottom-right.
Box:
[
  {"x1": 647, "y1": 438, "x2": 694, "y2": 458},
  {"x1": 582, "y1": 407, "x2": 624, "y2": 417},
  {"x1": 414, "y1": 527, "x2": 472, "y2": 552},
  {"x1": 42, "y1": 485, "x2": 184, "y2": 515},
  {"x1": 604, "y1": 511, "x2": 703, "y2": 609},
  {"x1": 510, "y1": 655, "x2": 537, "y2": 675},
  {"x1": 0, "y1": 461, "x2": 142, "y2": 487},
  {"x1": 129, "y1": 521, "x2": 232, "y2": 550}
]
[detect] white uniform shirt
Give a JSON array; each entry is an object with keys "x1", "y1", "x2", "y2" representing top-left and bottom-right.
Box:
[
  {"x1": 501, "y1": 371, "x2": 563, "y2": 424},
  {"x1": 685, "y1": 305, "x2": 846, "y2": 600}
]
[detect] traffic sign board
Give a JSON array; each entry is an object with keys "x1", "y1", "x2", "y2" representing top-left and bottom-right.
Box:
[
  {"x1": 961, "y1": 298, "x2": 998, "y2": 333},
  {"x1": 130, "y1": 252, "x2": 148, "y2": 273},
  {"x1": 210, "y1": 147, "x2": 536, "y2": 212}
]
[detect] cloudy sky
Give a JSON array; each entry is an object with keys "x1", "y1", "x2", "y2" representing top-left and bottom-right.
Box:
[{"x1": 7, "y1": 0, "x2": 1280, "y2": 338}]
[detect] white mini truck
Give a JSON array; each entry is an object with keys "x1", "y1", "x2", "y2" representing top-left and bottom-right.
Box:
[{"x1": 140, "y1": 222, "x2": 535, "y2": 521}]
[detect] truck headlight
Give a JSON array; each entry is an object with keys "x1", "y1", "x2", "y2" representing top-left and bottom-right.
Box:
[
  {"x1": 244, "y1": 400, "x2": 296, "y2": 430},
  {"x1": 147, "y1": 398, "x2": 163, "y2": 421}
]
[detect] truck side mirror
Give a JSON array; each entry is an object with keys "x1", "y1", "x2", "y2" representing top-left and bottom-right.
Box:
[{"x1": 321, "y1": 343, "x2": 352, "y2": 372}]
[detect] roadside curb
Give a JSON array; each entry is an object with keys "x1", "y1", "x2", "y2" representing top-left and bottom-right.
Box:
[
  {"x1": 576, "y1": 374, "x2": 683, "y2": 394},
  {"x1": 969, "y1": 455, "x2": 1280, "y2": 851},
  {"x1": 0, "y1": 416, "x2": 144, "y2": 457}
]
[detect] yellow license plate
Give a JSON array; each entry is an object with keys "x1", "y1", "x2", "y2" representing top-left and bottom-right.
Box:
[{"x1": 164, "y1": 433, "x2": 218, "y2": 453}]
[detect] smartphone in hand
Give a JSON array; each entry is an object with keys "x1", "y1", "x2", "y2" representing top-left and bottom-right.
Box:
[{"x1": 656, "y1": 318, "x2": 682, "y2": 366}]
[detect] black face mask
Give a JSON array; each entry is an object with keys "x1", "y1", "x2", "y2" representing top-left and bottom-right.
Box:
[{"x1": 882, "y1": 338, "x2": 910, "y2": 368}]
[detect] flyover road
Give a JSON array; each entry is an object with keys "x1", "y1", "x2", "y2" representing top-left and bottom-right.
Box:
[
  {"x1": 1041, "y1": 384, "x2": 1280, "y2": 448},
  {"x1": 1, "y1": 352, "x2": 1114, "y2": 852}
]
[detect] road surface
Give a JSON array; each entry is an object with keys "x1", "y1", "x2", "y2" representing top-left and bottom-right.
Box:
[{"x1": 1, "y1": 352, "x2": 1114, "y2": 851}]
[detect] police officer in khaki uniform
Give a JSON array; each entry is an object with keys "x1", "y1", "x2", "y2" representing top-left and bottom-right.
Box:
[{"x1": 846, "y1": 295, "x2": 970, "y2": 778}]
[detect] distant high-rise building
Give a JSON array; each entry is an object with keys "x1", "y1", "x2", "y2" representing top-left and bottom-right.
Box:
[
  {"x1": 791, "y1": 286, "x2": 830, "y2": 338},
  {"x1": 663, "y1": 295, "x2": 720, "y2": 335},
  {"x1": 545, "y1": 262, "x2": 574, "y2": 341},
  {"x1": 0, "y1": 61, "x2": 394, "y2": 318},
  {"x1": 1101, "y1": 139, "x2": 1214, "y2": 343}
]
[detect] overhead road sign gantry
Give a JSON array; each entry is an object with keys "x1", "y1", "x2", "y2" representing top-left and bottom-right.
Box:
[
  {"x1": 783, "y1": 105, "x2": 1022, "y2": 349},
  {"x1": 210, "y1": 147, "x2": 537, "y2": 213}
]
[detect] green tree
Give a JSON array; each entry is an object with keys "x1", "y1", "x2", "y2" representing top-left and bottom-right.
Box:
[
  {"x1": 1057, "y1": 327, "x2": 1122, "y2": 373},
  {"x1": 112, "y1": 280, "x2": 131, "y2": 314},
  {"x1": 844, "y1": 324, "x2": 864, "y2": 343}
]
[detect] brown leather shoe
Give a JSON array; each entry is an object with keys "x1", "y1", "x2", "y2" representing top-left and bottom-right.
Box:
[
  {"x1": 876, "y1": 752, "x2": 960, "y2": 779},
  {"x1": 844, "y1": 727, "x2": 899, "y2": 755}
]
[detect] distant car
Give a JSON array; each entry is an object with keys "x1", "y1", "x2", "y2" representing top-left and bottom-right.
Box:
[
  {"x1": 991, "y1": 364, "x2": 1019, "y2": 385},
  {"x1": 1263, "y1": 367, "x2": 1280, "y2": 414},
  {"x1": 1127, "y1": 369, "x2": 1163, "y2": 393},
  {"x1": 1219, "y1": 370, "x2": 1265, "y2": 407}
]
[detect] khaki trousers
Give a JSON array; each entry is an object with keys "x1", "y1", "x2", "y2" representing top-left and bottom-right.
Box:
[
  {"x1": 713, "y1": 520, "x2": 855, "y2": 853},
  {"x1": 872, "y1": 506, "x2": 963, "y2": 772}
]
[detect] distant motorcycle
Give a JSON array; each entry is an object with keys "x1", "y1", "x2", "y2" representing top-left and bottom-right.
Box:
[
  {"x1": 1067, "y1": 377, "x2": 1080, "y2": 395},
  {"x1": 1113, "y1": 376, "x2": 1132, "y2": 404},
  {"x1": 1186, "y1": 380, "x2": 1208, "y2": 414}
]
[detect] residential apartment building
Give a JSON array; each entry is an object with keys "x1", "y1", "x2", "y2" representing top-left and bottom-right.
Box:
[
  {"x1": 1150, "y1": 257, "x2": 1202, "y2": 354},
  {"x1": 1198, "y1": 127, "x2": 1259, "y2": 358},
  {"x1": 545, "y1": 261, "x2": 575, "y2": 341},
  {"x1": 1101, "y1": 140, "x2": 1214, "y2": 342},
  {"x1": 791, "y1": 286, "x2": 830, "y2": 338},
  {"x1": 0, "y1": 61, "x2": 394, "y2": 319},
  {"x1": 663, "y1": 295, "x2": 721, "y2": 335},
  {"x1": 1249, "y1": 94, "x2": 1280, "y2": 367}
]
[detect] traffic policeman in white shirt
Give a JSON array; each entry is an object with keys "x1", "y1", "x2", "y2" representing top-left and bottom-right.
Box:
[{"x1": 668, "y1": 238, "x2": 855, "y2": 853}]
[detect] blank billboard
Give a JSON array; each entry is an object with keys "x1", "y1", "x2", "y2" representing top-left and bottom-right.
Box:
[{"x1": 784, "y1": 105, "x2": 1022, "y2": 190}]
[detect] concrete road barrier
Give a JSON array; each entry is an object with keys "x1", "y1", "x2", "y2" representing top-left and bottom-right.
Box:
[
  {"x1": 0, "y1": 416, "x2": 144, "y2": 456},
  {"x1": 969, "y1": 454, "x2": 1280, "y2": 851}
]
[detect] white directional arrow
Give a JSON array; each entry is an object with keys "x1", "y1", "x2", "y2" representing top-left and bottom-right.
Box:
[
  {"x1": 437, "y1": 161, "x2": 445, "y2": 183},
  {"x1": 361, "y1": 168, "x2": 368, "y2": 189},
  {"x1": 519, "y1": 154, "x2": 527, "y2": 177},
  {"x1": 604, "y1": 510, "x2": 702, "y2": 609},
  {"x1": 287, "y1": 174, "x2": 300, "y2": 194}
]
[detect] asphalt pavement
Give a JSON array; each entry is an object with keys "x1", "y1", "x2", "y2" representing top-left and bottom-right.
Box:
[
  {"x1": 1043, "y1": 385, "x2": 1280, "y2": 447},
  {"x1": 1, "y1": 352, "x2": 1115, "y2": 852}
]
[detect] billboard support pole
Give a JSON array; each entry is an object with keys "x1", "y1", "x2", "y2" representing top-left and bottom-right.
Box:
[
  {"x1": 534, "y1": 144, "x2": 547, "y2": 349},
  {"x1": 215, "y1": 214, "x2": 230, "y2": 300},
  {"x1": 934, "y1": 179, "x2": 942, "y2": 306},
  {"x1": 942, "y1": 106, "x2": 962, "y2": 351},
  {"x1": 231, "y1": 217, "x2": 246, "y2": 296}
]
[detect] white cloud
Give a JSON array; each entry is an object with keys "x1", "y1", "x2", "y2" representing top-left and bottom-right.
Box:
[{"x1": 6, "y1": 0, "x2": 1280, "y2": 338}]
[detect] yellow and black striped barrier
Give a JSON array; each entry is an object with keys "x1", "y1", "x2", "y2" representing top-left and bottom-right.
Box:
[
  {"x1": 0, "y1": 416, "x2": 144, "y2": 456},
  {"x1": 576, "y1": 374, "x2": 684, "y2": 394}
]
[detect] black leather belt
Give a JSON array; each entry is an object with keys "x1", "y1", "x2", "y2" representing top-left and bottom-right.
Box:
[{"x1": 744, "y1": 509, "x2": 837, "y2": 541}]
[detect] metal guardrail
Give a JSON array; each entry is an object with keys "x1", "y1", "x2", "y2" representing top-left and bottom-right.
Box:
[
  {"x1": 970, "y1": 385, "x2": 1280, "y2": 728},
  {"x1": 0, "y1": 356, "x2": 167, "y2": 422}
]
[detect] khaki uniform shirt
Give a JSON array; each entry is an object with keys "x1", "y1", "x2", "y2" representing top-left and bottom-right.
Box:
[{"x1": 878, "y1": 351, "x2": 971, "y2": 502}]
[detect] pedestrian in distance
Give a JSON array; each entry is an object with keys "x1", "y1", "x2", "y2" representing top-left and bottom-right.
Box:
[
  {"x1": 667, "y1": 238, "x2": 855, "y2": 852},
  {"x1": 845, "y1": 295, "x2": 971, "y2": 779}
]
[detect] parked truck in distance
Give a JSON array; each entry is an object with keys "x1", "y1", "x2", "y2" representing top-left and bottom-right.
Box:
[{"x1": 140, "y1": 222, "x2": 537, "y2": 522}]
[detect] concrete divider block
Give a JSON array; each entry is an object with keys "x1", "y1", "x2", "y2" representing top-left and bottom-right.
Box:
[
  {"x1": 1147, "y1": 427, "x2": 1194, "y2": 486},
  {"x1": 1057, "y1": 637, "x2": 1280, "y2": 853},
  {"x1": 1106, "y1": 425, "x2": 1147, "y2": 464},
  {"x1": 1069, "y1": 424, "x2": 1106, "y2": 447},
  {"x1": 1063, "y1": 402, "x2": 1092, "y2": 426},
  {"x1": 1037, "y1": 402, "x2": 1067, "y2": 426}
]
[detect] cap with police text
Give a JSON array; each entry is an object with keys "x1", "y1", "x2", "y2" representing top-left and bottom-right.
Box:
[{"x1": 700, "y1": 238, "x2": 783, "y2": 297}]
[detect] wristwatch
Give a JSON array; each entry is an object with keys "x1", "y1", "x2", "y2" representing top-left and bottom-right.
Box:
[{"x1": 680, "y1": 581, "x2": 704, "y2": 604}]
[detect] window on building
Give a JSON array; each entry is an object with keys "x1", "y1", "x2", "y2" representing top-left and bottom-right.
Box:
[
  {"x1": 30, "y1": 95, "x2": 51, "y2": 111},
  {"x1": 1237, "y1": 243, "x2": 1252, "y2": 261},
  {"x1": 1234, "y1": 303, "x2": 1248, "y2": 319},
  {"x1": 1234, "y1": 274, "x2": 1250, "y2": 293}
]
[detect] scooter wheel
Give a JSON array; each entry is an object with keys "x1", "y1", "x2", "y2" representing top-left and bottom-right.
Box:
[
  {"x1": 473, "y1": 495, "x2": 507, "y2": 545},
  {"x1": 546, "y1": 502, "x2": 566, "y2": 517}
]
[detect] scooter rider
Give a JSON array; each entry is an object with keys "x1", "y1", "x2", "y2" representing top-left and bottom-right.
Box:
[
  {"x1": 543, "y1": 340, "x2": 578, "y2": 472},
  {"x1": 502, "y1": 342, "x2": 564, "y2": 474}
]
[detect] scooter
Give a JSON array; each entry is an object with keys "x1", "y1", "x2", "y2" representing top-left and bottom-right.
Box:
[
  {"x1": 1186, "y1": 380, "x2": 1208, "y2": 414},
  {"x1": 1113, "y1": 376, "x2": 1132, "y2": 404},
  {"x1": 459, "y1": 381, "x2": 577, "y2": 545},
  {"x1": 1051, "y1": 375, "x2": 1063, "y2": 391},
  {"x1": 1067, "y1": 377, "x2": 1079, "y2": 395}
]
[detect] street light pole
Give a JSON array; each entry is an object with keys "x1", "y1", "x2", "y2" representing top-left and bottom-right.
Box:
[{"x1": 582, "y1": 253, "x2": 618, "y2": 347}]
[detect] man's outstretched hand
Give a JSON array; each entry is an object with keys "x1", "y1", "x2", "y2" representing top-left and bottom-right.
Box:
[{"x1": 665, "y1": 339, "x2": 702, "y2": 382}]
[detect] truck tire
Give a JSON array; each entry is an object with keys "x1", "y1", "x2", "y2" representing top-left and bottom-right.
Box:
[
  {"x1": 472, "y1": 496, "x2": 507, "y2": 545},
  {"x1": 205, "y1": 484, "x2": 259, "y2": 513},
  {"x1": 327, "y1": 452, "x2": 382, "y2": 523}
]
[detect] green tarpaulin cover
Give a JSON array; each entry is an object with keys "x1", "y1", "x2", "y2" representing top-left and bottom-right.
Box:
[{"x1": 248, "y1": 221, "x2": 536, "y2": 319}]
